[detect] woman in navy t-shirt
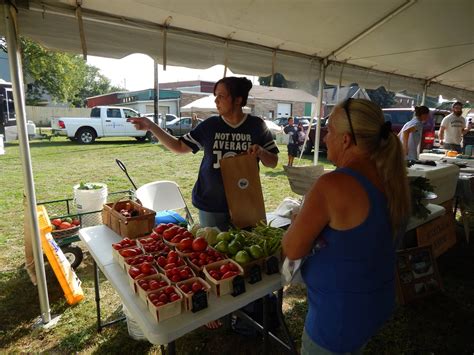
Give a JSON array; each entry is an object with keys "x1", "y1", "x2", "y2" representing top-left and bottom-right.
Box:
[
  {"x1": 129, "y1": 77, "x2": 278, "y2": 231},
  {"x1": 282, "y1": 99, "x2": 410, "y2": 354}
]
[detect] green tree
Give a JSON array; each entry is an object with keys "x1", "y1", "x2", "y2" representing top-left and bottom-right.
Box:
[
  {"x1": 366, "y1": 87, "x2": 396, "y2": 108},
  {"x1": 1, "y1": 37, "x2": 122, "y2": 106}
]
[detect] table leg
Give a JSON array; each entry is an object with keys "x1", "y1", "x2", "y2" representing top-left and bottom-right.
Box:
[
  {"x1": 263, "y1": 295, "x2": 269, "y2": 354},
  {"x1": 93, "y1": 260, "x2": 103, "y2": 333},
  {"x1": 167, "y1": 341, "x2": 176, "y2": 355},
  {"x1": 276, "y1": 288, "x2": 297, "y2": 355}
]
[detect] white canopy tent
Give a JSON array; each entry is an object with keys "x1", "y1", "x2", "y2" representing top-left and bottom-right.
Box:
[
  {"x1": 1, "y1": 0, "x2": 473, "y2": 324},
  {"x1": 181, "y1": 95, "x2": 251, "y2": 114}
]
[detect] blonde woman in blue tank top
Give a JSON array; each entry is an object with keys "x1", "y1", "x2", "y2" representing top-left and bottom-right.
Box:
[{"x1": 283, "y1": 99, "x2": 410, "y2": 354}]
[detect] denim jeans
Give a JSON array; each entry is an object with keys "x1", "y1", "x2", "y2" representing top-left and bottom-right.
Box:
[
  {"x1": 301, "y1": 329, "x2": 366, "y2": 355},
  {"x1": 198, "y1": 209, "x2": 231, "y2": 231}
]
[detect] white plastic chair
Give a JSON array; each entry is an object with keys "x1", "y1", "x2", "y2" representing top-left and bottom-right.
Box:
[{"x1": 135, "y1": 181, "x2": 194, "y2": 224}]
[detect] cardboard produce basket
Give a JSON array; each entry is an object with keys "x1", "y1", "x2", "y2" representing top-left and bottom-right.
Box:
[
  {"x1": 176, "y1": 277, "x2": 211, "y2": 312},
  {"x1": 147, "y1": 286, "x2": 183, "y2": 323},
  {"x1": 136, "y1": 274, "x2": 171, "y2": 303},
  {"x1": 102, "y1": 199, "x2": 156, "y2": 239},
  {"x1": 203, "y1": 259, "x2": 244, "y2": 297}
]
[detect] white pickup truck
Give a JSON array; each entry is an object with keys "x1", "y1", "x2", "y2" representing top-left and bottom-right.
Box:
[{"x1": 51, "y1": 106, "x2": 154, "y2": 144}]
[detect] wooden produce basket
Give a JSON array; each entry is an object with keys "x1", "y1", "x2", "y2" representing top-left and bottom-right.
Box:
[
  {"x1": 203, "y1": 259, "x2": 244, "y2": 297},
  {"x1": 176, "y1": 277, "x2": 211, "y2": 312},
  {"x1": 102, "y1": 199, "x2": 156, "y2": 239},
  {"x1": 136, "y1": 274, "x2": 171, "y2": 303},
  {"x1": 147, "y1": 286, "x2": 183, "y2": 322}
]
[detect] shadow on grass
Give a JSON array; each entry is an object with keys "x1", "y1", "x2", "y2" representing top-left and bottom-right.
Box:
[
  {"x1": 0, "y1": 266, "x2": 67, "y2": 348},
  {"x1": 0, "y1": 253, "x2": 119, "y2": 350}
]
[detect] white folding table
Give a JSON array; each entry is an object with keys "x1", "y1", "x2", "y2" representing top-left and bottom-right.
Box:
[{"x1": 79, "y1": 225, "x2": 297, "y2": 354}]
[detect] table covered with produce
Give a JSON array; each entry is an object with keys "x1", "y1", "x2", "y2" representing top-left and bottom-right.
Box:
[{"x1": 79, "y1": 216, "x2": 294, "y2": 352}]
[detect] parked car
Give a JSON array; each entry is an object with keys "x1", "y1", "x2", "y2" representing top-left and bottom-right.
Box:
[
  {"x1": 303, "y1": 108, "x2": 450, "y2": 154},
  {"x1": 273, "y1": 116, "x2": 309, "y2": 127},
  {"x1": 51, "y1": 106, "x2": 153, "y2": 144},
  {"x1": 383, "y1": 108, "x2": 449, "y2": 150},
  {"x1": 264, "y1": 119, "x2": 281, "y2": 139},
  {"x1": 166, "y1": 116, "x2": 203, "y2": 136},
  {"x1": 142, "y1": 113, "x2": 178, "y2": 127}
]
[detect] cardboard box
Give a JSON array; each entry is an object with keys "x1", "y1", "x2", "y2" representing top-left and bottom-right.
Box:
[
  {"x1": 416, "y1": 212, "x2": 456, "y2": 258},
  {"x1": 395, "y1": 246, "x2": 442, "y2": 305}
]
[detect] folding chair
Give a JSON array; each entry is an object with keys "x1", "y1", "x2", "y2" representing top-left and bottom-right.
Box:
[{"x1": 135, "y1": 181, "x2": 194, "y2": 224}]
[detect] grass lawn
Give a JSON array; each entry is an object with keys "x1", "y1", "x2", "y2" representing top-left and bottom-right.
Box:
[{"x1": 0, "y1": 137, "x2": 473, "y2": 354}]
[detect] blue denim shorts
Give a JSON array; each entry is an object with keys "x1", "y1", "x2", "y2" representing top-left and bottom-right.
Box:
[
  {"x1": 301, "y1": 328, "x2": 366, "y2": 355},
  {"x1": 198, "y1": 209, "x2": 231, "y2": 231}
]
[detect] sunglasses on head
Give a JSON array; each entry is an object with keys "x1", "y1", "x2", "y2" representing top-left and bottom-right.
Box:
[{"x1": 343, "y1": 98, "x2": 357, "y2": 145}]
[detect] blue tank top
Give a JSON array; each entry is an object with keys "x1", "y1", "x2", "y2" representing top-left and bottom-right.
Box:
[{"x1": 301, "y1": 167, "x2": 396, "y2": 352}]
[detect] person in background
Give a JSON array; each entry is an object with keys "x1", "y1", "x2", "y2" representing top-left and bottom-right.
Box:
[
  {"x1": 282, "y1": 98, "x2": 410, "y2": 354},
  {"x1": 296, "y1": 122, "x2": 306, "y2": 156},
  {"x1": 398, "y1": 105, "x2": 430, "y2": 160},
  {"x1": 439, "y1": 101, "x2": 470, "y2": 152},
  {"x1": 283, "y1": 117, "x2": 298, "y2": 166},
  {"x1": 191, "y1": 113, "x2": 199, "y2": 129}
]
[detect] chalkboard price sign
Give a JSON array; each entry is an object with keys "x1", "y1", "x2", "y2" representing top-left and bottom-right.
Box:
[
  {"x1": 191, "y1": 290, "x2": 208, "y2": 313},
  {"x1": 248, "y1": 264, "x2": 262, "y2": 284},
  {"x1": 266, "y1": 256, "x2": 279, "y2": 275},
  {"x1": 231, "y1": 275, "x2": 246, "y2": 297}
]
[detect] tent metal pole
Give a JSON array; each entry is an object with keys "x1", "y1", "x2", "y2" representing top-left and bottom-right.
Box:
[
  {"x1": 313, "y1": 61, "x2": 326, "y2": 165},
  {"x1": 154, "y1": 59, "x2": 160, "y2": 125},
  {"x1": 3, "y1": 3, "x2": 51, "y2": 323},
  {"x1": 421, "y1": 81, "x2": 429, "y2": 105}
]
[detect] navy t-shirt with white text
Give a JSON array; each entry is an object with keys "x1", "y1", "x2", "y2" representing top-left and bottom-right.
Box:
[{"x1": 180, "y1": 114, "x2": 279, "y2": 213}]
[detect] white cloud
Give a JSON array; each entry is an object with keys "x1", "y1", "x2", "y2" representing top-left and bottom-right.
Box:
[{"x1": 87, "y1": 54, "x2": 258, "y2": 91}]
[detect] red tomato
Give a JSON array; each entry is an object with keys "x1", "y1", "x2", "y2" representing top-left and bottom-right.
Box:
[
  {"x1": 164, "y1": 263, "x2": 176, "y2": 270},
  {"x1": 191, "y1": 258, "x2": 199, "y2": 265},
  {"x1": 179, "y1": 269, "x2": 189, "y2": 279},
  {"x1": 178, "y1": 238, "x2": 193, "y2": 251},
  {"x1": 157, "y1": 256, "x2": 167, "y2": 267},
  {"x1": 170, "y1": 293, "x2": 180, "y2": 302},
  {"x1": 222, "y1": 271, "x2": 238, "y2": 279},
  {"x1": 158, "y1": 281, "x2": 168, "y2": 288},
  {"x1": 51, "y1": 218, "x2": 62, "y2": 227},
  {"x1": 59, "y1": 221, "x2": 72, "y2": 230},
  {"x1": 149, "y1": 293, "x2": 159, "y2": 302},
  {"x1": 164, "y1": 286, "x2": 175, "y2": 295},
  {"x1": 170, "y1": 275, "x2": 181, "y2": 283},
  {"x1": 167, "y1": 256, "x2": 178, "y2": 264},
  {"x1": 71, "y1": 218, "x2": 80, "y2": 226},
  {"x1": 168, "y1": 251, "x2": 178, "y2": 258},
  {"x1": 191, "y1": 282, "x2": 202, "y2": 293},
  {"x1": 154, "y1": 223, "x2": 168, "y2": 234},
  {"x1": 183, "y1": 231, "x2": 194, "y2": 239},
  {"x1": 228, "y1": 262, "x2": 239, "y2": 272},
  {"x1": 163, "y1": 226, "x2": 180, "y2": 240},
  {"x1": 209, "y1": 270, "x2": 221, "y2": 280},
  {"x1": 220, "y1": 264, "x2": 230, "y2": 274},
  {"x1": 192, "y1": 237, "x2": 208, "y2": 252},
  {"x1": 140, "y1": 262, "x2": 153, "y2": 274},
  {"x1": 180, "y1": 284, "x2": 190, "y2": 293},
  {"x1": 149, "y1": 280, "x2": 160, "y2": 290},
  {"x1": 154, "y1": 301, "x2": 166, "y2": 307},
  {"x1": 158, "y1": 293, "x2": 168, "y2": 303},
  {"x1": 128, "y1": 267, "x2": 141, "y2": 279},
  {"x1": 112, "y1": 243, "x2": 122, "y2": 250}
]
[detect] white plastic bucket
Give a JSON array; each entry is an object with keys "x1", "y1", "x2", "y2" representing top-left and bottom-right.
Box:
[
  {"x1": 122, "y1": 304, "x2": 146, "y2": 341},
  {"x1": 0, "y1": 134, "x2": 4, "y2": 155},
  {"x1": 73, "y1": 183, "x2": 108, "y2": 227}
]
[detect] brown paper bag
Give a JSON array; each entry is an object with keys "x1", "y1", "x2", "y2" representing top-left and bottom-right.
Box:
[{"x1": 220, "y1": 154, "x2": 266, "y2": 228}]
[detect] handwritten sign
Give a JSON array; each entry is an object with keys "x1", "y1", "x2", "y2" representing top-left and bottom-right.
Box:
[{"x1": 416, "y1": 213, "x2": 456, "y2": 258}]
